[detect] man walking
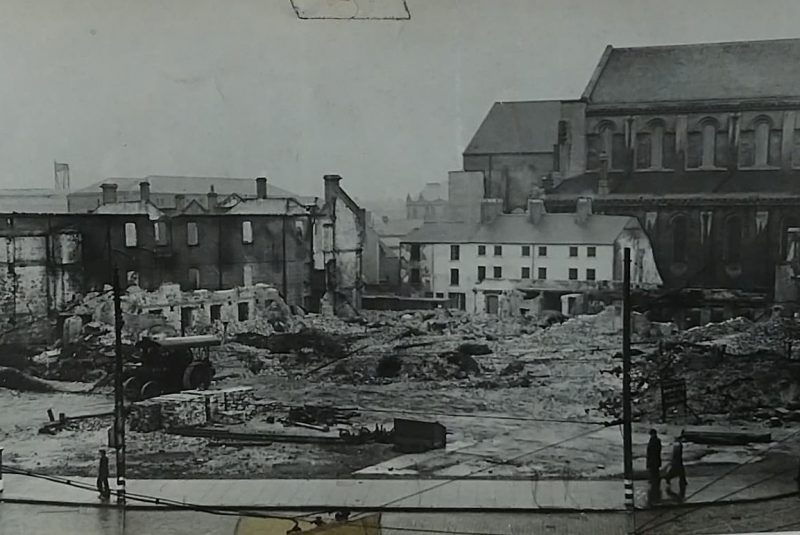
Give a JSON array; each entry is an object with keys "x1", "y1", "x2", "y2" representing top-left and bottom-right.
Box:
[
  {"x1": 646, "y1": 429, "x2": 662, "y2": 503},
  {"x1": 665, "y1": 435, "x2": 687, "y2": 498},
  {"x1": 97, "y1": 449, "x2": 110, "y2": 500}
]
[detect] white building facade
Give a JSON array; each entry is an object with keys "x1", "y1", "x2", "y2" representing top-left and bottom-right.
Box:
[{"x1": 400, "y1": 198, "x2": 662, "y2": 314}]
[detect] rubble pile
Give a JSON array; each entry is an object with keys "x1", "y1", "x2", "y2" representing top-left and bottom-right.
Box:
[
  {"x1": 31, "y1": 322, "x2": 135, "y2": 382},
  {"x1": 595, "y1": 315, "x2": 800, "y2": 423},
  {"x1": 676, "y1": 315, "x2": 800, "y2": 356}
]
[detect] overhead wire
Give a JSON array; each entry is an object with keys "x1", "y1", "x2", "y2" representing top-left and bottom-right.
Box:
[
  {"x1": 4, "y1": 466, "x2": 528, "y2": 535},
  {"x1": 341, "y1": 424, "x2": 612, "y2": 524},
  {"x1": 634, "y1": 428, "x2": 800, "y2": 534}
]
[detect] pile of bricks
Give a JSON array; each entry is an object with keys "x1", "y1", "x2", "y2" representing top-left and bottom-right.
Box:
[
  {"x1": 129, "y1": 399, "x2": 162, "y2": 432},
  {"x1": 128, "y1": 387, "x2": 256, "y2": 433},
  {"x1": 159, "y1": 393, "x2": 207, "y2": 429}
]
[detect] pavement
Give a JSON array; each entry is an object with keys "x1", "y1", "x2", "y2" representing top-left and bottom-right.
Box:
[{"x1": 1, "y1": 472, "x2": 796, "y2": 512}]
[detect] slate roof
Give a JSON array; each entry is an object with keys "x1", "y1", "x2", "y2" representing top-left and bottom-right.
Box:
[
  {"x1": 371, "y1": 217, "x2": 424, "y2": 237},
  {"x1": 92, "y1": 201, "x2": 165, "y2": 220},
  {"x1": 73, "y1": 176, "x2": 299, "y2": 198},
  {"x1": 464, "y1": 101, "x2": 562, "y2": 155},
  {"x1": 551, "y1": 169, "x2": 800, "y2": 196},
  {"x1": 586, "y1": 38, "x2": 800, "y2": 104},
  {"x1": 225, "y1": 197, "x2": 311, "y2": 216},
  {"x1": 403, "y1": 213, "x2": 636, "y2": 245}
]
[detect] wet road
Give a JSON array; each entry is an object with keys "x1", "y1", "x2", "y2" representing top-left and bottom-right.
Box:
[{"x1": 0, "y1": 503, "x2": 237, "y2": 535}]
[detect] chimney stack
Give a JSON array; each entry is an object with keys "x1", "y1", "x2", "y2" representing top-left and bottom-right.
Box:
[
  {"x1": 175, "y1": 194, "x2": 186, "y2": 213},
  {"x1": 575, "y1": 197, "x2": 593, "y2": 224},
  {"x1": 139, "y1": 181, "x2": 151, "y2": 203},
  {"x1": 528, "y1": 198, "x2": 546, "y2": 224},
  {"x1": 101, "y1": 183, "x2": 118, "y2": 205},
  {"x1": 207, "y1": 185, "x2": 218, "y2": 212},
  {"x1": 324, "y1": 174, "x2": 342, "y2": 205},
  {"x1": 480, "y1": 198, "x2": 503, "y2": 225},
  {"x1": 256, "y1": 176, "x2": 268, "y2": 199},
  {"x1": 598, "y1": 153, "x2": 610, "y2": 196}
]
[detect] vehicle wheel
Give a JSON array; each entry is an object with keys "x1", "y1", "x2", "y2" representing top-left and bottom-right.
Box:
[
  {"x1": 183, "y1": 362, "x2": 213, "y2": 390},
  {"x1": 123, "y1": 376, "x2": 143, "y2": 401},
  {"x1": 140, "y1": 380, "x2": 162, "y2": 400}
]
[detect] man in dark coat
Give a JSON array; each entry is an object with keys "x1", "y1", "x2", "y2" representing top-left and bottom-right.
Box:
[
  {"x1": 646, "y1": 429, "x2": 662, "y2": 502},
  {"x1": 97, "y1": 449, "x2": 110, "y2": 499},
  {"x1": 665, "y1": 435, "x2": 687, "y2": 498}
]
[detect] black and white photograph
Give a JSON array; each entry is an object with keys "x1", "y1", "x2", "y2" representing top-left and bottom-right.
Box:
[{"x1": 1, "y1": 1, "x2": 800, "y2": 533}]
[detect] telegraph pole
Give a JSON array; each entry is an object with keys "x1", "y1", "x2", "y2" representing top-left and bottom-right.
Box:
[
  {"x1": 622, "y1": 247, "x2": 634, "y2": 529},
  {"x1": 112, "y1": 267, "x2": 126, "y2": 506}
]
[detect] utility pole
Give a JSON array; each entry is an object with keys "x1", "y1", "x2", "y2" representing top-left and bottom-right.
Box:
[
  {"x1": 622, "y1": 247, "x2": 634, "y2": 530},
  {"x1": 112, "y1": 267, "x2": 126, "y2": 506}
]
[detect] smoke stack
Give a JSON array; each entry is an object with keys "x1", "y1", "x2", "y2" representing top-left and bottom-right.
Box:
[
  {"x1": 207, "y1": 185, "x2": 218, "y2": 212},
  {"x1": 101, "y1": 183, "x2": 118, "y2": 205},
  {"x1": 139, "y1": 181, "x2": 151, "y2": 203},
  {"x1": 528, "y1": 199, "x2": 546, "y2": 224},
  {"x1": 575, "y1": 197, "x2": 593, "y2": 225},
  {"x1": 256, "y1": 177, "x2": 268, "y2": 199},
  {"x1": 598, "y1": 153, "x2": 610, "y2": 195}
]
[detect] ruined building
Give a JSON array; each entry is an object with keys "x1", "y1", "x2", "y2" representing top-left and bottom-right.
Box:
[
  {"x1": 0, "y1": 176, "x2": 365, "y2": 343},
  {"x1": 457, "y1": 38, "x2": 800, "y2": 324}
]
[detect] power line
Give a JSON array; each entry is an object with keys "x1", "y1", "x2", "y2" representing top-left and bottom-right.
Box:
[
  {"x1": 343, "y1": 424, "x2": 611, "y2": 524},
  {"x1": 4, "y1": 466, "x2": 525, "y2": 535},
  {"x1": 635, "y1": 428, "x2": 800, "y2": 534},
  {"x1": 355, "y1": 406, "x2": 610, "y2": 426}
]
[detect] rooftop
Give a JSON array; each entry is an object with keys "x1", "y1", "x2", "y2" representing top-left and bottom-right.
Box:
[
  {"x1": 585, "y1": 38, "x2": 800, "y2": 105},
  {"x1": 92, "y1": 201, "x2": 165, "y2": 220},
  {"x1": 72, "y1": 176, "x2": 300, "y2": 198},
  {"x1": 225, "y1": 197, "x2": 311, "y2": 216},
  {"x1": 464, "y1": 100, "x2": 562, "y2": 155},
  {"x1": 403, "y1": 212, "x2": 637, "y2": 245}
]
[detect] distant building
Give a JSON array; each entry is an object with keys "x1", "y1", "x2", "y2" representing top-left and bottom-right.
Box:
[
  {"x1": 406, "y1": 182, "x2": 448, "y2": 221},
  {"x1": 0, "y1": 162, "x2": 71, "y2": 213},
  {"x1": 364, "y1": 214, "x2": 423, "y2": 288},
  {"x1": 400, "y1": 174, "x2": 660, "y2": 314},
  {"x1": 453, "y1": 38, "x2": 800, "y2": 323}
]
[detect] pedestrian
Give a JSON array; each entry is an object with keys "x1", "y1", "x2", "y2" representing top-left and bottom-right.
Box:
[
  {"x1": 646, "y1": 429, "x2": 662, "y2": 503},
  {"x1": 97, "y1": 449, "x2": 110, "y2": 500},
  {"x1": 665, "y1": 435, "x2": 687, "y2": 498}
]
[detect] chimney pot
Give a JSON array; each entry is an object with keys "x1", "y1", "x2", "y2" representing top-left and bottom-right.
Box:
[
  {"x1": 528, "y1": 199, "x2": 546, "y2": 224},
  {"x1": 139, "y1": 181, "x2": 151, "y2": 203},
  {"x1": 207, "y1": 185, "x2": 218, "y2": 212},
  {"x1": 256, "y1": 177, "x2": 268, "y2": 199},
  {"x1": 480, "y1": 198, "x2": 503, "y2": 225},
  {"x1": 101, "y1": 183, "x2": 118, "y2": 205},
  {"x1": 324, "y1": 174, "x2": 342, "y2": 205},
  {"x1": 575, "y1": 197, "x2": 593, "y2": 224}
]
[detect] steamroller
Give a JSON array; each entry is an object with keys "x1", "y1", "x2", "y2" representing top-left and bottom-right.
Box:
[{"x1": 122, "y1": 335, "x2": 220, "y2": 401}]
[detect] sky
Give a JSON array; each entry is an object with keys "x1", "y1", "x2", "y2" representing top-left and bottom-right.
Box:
[{"x1": 2, "y1": 0, "x2": 800, "y2": 203}]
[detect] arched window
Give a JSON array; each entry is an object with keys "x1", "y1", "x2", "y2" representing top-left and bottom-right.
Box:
[
  {"x1": 724, "y1": 216, "x2": 742, "y2": 263},
  {"x1": 754, "y1": 120, "x2": 770, "y2": 167},
  {"x1": 702, "y1": 122, "x2": 717, "y2": 168},
  {"x1": 651, "y1": 124, "x2": 665, "y2": 169},
  {"x1": 671, "y1": 215, "x2": 688, "y2": 263}
]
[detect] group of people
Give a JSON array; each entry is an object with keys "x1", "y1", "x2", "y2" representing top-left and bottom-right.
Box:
[{"x1": 646, "y1": 429, "x2": 687, "y2": 503}]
